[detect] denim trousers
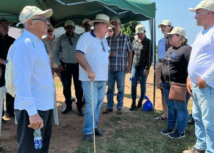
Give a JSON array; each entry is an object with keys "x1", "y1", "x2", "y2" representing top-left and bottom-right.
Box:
[
  {"x1": 81, "y1": 81, "x2": 106, "y2": 135},
  {"x1": 192, "y1": 85, "x2": 214, "y2": 153},
  {"x1": 107, "y1": 70, "x2": 126, "y2": 110},
  {"x1": 162, "y1": 82, "x2": 190, "y2": 134},
  {"x1": 131, "y1": 65, "x2": 149, "y2": 103}
]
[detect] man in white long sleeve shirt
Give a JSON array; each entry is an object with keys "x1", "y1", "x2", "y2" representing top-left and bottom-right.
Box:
[
  {"x1": 8, "y1": 6, "x2": 54, "y2": 153},
  {"x1": 184, "y1": 1, "x2": 214, "y2": 153}
]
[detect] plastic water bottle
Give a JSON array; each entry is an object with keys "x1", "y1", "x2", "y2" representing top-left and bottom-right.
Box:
[{"x1": 34, "y1": 129, "x2": 42, "y2": 149}]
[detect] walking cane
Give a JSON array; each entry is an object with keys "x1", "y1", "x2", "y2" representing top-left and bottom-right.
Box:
[{"x1": 91, "y1": 81, "x2": 96, "y2": 153}]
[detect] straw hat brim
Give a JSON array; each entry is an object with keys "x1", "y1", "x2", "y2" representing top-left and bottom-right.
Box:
[{"x1": 89, "y1": 19, "x2": 114, "y2": 28}]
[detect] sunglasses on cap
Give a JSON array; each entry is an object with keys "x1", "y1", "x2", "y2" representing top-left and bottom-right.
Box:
[
  {"x1": 31, "y1": 17, "x2": 49, "y2": 23},
  {"x1": 108, "y1": 30, "x2": 113, "y2": 32}
]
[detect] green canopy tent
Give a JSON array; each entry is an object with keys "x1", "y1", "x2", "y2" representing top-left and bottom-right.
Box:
[{"x1": 0, "y1": 0, "x2": 157, "y2": 108}]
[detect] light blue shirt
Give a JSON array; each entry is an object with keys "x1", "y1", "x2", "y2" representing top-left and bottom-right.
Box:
[
  {"x1": 188, "y1": 25, "x2": 214, "y2": 88},
  {"x1": 8, "y1": 30, "x2": 55, "y2": 116},
  {"x1": 156, "y1": 38, "x2": 166, "y2": 66}
]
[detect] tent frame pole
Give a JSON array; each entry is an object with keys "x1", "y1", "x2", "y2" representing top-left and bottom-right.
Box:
[{"x1": 152, "y1": 18, "x2": 156, "y2": 110}]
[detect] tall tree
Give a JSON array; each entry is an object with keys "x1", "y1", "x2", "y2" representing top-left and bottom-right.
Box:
[{"x1": 121, "y1": 21, "x2": 140, "y2": 42}]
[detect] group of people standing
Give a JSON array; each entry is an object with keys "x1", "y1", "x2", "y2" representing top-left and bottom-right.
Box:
[
  {"x1": 155, "y1": 1, "x2": 214, "y2": 153},
  {"x1": 0, "y1": 0, "x2": 214, "y2": 152}
]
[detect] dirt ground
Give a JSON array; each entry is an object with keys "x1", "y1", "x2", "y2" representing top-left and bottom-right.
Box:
[{"x1": 0, "y1": 67, "x2": 163, "y2": 153}]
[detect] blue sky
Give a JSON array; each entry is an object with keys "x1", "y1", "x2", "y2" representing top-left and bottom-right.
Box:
[{"x1": 141, "y1": 0, "x2": 202, "y2": 45}]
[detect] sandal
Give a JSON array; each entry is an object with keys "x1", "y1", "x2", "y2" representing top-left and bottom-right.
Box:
[{"x1": 155, "y1": 116, "x2": 167, "y2": 120}]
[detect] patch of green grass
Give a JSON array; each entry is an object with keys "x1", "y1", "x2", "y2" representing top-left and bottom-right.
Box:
[
  {"x1": 124, "y1": 94, "x2": 131, "y2": 99},
  {"x1": 54, "y1": 80, "x2": 62, "y2": 88},
  {"x1": 74, "y1": 110, "x2": 195, "y2": 153}
]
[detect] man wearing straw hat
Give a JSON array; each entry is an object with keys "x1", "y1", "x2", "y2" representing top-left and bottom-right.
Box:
[
  {"x1": 103, "y1": 17, "x2": 133, "y2": 114},
  {"x1": 0, "y1": 17, "x2": 15, "y2": 122},
  {"x1": 53, "y1": 20, "x2": 84, "y2": 116},
  {"x1": 184, "y1": 0, "x2": 214, "y2": 153},
  {"x1": 8, "y1": 6, "x2": 54, "y2": 152},
  {"x1": 76, "y1": 14, "x2": 113, "y2": 142}
]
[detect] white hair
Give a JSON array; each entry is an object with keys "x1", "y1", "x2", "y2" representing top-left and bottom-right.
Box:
[{"x1": 23, "y1": 22, "x2": 27, "y2": 28}]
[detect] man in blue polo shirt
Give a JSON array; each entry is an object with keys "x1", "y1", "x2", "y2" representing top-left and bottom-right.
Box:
[{"x1": 75, "y1": 14, "x2": 113, "y2": 142}]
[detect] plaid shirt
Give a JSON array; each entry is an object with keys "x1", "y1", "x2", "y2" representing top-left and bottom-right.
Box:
[{"x1": 107, "y1": 32, "x2": 133, "y2": 71}]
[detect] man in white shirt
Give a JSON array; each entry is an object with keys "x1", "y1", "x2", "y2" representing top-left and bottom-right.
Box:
[
  {"x1": 8, "y1": 6, "x2": 54, "y2": 153},
  {"x1": 184, "y1": 1, "x2": 214, "y2": 153},
  {"x1": 75, "y1": 14, "x2": 113, "y2": 142}
]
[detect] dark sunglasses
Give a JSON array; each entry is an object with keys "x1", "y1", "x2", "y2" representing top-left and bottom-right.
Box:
[
  {"x1": 48, "y1": 30, "x2": 53, "y2": 33},
  {"x1": 101, "y1": 41, "x2": 105, "y2": 52},
  {"x1": 68, "y1": 38, "x2": 73, "y2": 45},
  {"x1": 84, "y1": 24, "x2": 90, "y2": 27},
  {"x1": 65, "y1": 26, "x2": 74, "y2": 29},
  {"x1": 31, "y1": 17, "x2": 49, "y2": 23}
]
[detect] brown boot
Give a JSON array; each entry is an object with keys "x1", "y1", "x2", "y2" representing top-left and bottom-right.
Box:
[{"x1": 103, "y1": 108, "x2": 113, "y2": 114}]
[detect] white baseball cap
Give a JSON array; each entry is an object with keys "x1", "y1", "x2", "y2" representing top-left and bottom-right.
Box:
[
  {"x1": 135, "y1": 24, "x2": 145, "y2": 34},
  {"x1": 158, "y1": 20, "x2": 172, "y2": 28},
  {"x1": 16, "y1": 6, "x2": 53, "y2": 27},
  {"x1": 189, "y1": 0, "x2": 214, "y2": 12},
  {"x1": 167, "y1": 27, "x2": 186, "y2": 37}
]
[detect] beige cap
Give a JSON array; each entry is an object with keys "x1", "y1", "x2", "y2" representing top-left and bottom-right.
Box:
[
  {"x1": 135, "y1": 24, "x2": 145, "y2": 34},
  {"x1": 17, "y1": 6, "x2": 53, "y2": 26},
  {"x1": 64, "y1": 20, "x2": 75, "y2": 27},
  {"x1": 47, "y1": 23, "x2": 55, "y2": 29},
  {"x1": 89, "y1": 14, "x2": 114, "y2": 27},
  {"x1": 167, "y1": 27, "x2": 186, "y2": 37},
  {"x1": 189, "y1": 0, "x2": 214, "y2": 12},
  {"x1": 0, "y1": 17, "x2": 12, "y2": 26},
  {"x1": 158, "y1": 20, "x2": 172, "y2": 28},
  {"x1": 82, "y1": 18, "x2": 90, "y2": 25},
  {"x1": 111, "y1": 17, "x2": 121, "y2": 24}
]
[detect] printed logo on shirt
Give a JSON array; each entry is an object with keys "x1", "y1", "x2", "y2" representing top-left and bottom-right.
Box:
[{"x1": 171, "y1": 52, "x2": 178, "y2": 59}]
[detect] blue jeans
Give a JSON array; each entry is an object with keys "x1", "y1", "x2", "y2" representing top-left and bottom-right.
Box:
[
  {"x1": 192, "y1": 85, "x2": 214, "y2": 153},
  {"x1": 107, "y1": 70, "x2": 126, "y2": 110},
  {"x1": 131, "y1": 65, "x2": 149, "y2": 103},
  {"x1": 162, "y1": 82, "x2": 190, "y2": 134},
  {"x1": 81, "y1": 81, "x2": 106, "y2": 135}
]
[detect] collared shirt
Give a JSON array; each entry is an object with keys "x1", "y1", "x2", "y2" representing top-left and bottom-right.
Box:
[
  {"x1": 107, "y1": 32, "x2": 133, "y2": 71},
  {"x1": 42, "y1": 36, "x2": 58, "y2": 68},
  {"x1": 8, "y1": 30, "x2": 55, "y2": 116},
  {"x1": 132, "y1": 37, "x2": 152, "y2": 70},
  {"x1": 0, "y1": 34, "x2": 15, "y2": 61},
  {"x1": 53, "y1": 33, "x2": 80, "y2": 65},
  {"x1": 76, "y1": 30, "x2": 110, "y2": 81},
  {"x1": 188, "y1": 25, "x2": 214, "y2": 87}
]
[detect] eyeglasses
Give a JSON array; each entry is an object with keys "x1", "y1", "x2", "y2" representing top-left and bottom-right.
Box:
[
  {"x1": 84, "y1": 23, "x2": 90, "y2": 27},
  {"x1": 48, "y1": 30, "x2": 53, "y2": 33},
  {"x1": 68, "y1": 38, "x2": 73, "y2": 45},
  {"x1": 101, "y1": 41, "x2": 105, "y2": 52},
  {"x1": 108, "y1": 30, "x2": 113, "y2": 32},
  {"x1": 31, "y1": 17, "x2": 49, "y2": 23}
]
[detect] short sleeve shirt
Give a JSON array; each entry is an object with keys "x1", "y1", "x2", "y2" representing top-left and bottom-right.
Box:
[{"x1": 76, "y1": 31, "x2": 110, "y2": 81}]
